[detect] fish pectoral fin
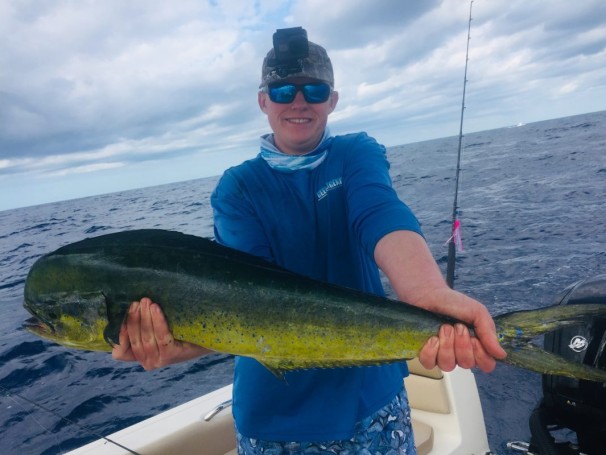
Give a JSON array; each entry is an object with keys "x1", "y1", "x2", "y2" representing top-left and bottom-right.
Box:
[
  {"x1": 103, "y1": 310, "x2": 123, "y2": 347},
  {"x1": 103, "y1": 298, "x2": 130, "y2": 348},
  {"x1": 503, "y1": 342, "x2": 606, "y2": 383}
]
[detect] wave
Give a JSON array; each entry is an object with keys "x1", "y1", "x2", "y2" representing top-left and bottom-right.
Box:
[{"x1": 84, "y1": 225, "x2": 113, "y2": 234}]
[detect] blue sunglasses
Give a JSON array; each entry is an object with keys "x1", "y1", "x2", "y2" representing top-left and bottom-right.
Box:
[{"x1": 266, "y1": 82, "x2": 332, "y2": 104}]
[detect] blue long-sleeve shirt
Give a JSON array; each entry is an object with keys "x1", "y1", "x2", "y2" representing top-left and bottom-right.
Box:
[{"x1": 211, "y1": 131, "x2": 423, "y2": 441}]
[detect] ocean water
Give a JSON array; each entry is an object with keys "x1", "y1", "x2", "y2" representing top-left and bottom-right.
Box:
[{"x1": 1, "y1": 110, "x2": 605, "y2": 454}]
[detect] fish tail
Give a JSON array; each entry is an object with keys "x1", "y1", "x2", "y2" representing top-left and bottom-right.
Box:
[
  {"x1": 495, "y1": 303, "x2": 606, "y2": 338},
  {"x1": 502, "y1": 343, "x2": 606, "y2": 382},
  {"x1": 495, "y1": 304, "x2": 606, "y2": 382}
]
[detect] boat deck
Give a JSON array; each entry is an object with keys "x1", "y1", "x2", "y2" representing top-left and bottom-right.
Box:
[{"x1": 67, "y1": 360, "x2": 490, "y2": 455}]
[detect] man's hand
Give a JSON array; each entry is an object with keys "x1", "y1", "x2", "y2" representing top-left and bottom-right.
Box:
[
  {"x1": 417, "y1": 292, "x2": 506, "y2": 372},
  {"x1": 112, "y1": 298, "x2": 210, "y2": 371},
  {"x1": 375, "y1": 230, "x2": 507, "y2": 373}
]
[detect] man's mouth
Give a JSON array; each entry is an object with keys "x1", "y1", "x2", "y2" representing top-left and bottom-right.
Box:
[{"x1": 287, "y1": 118, "x2": 311, "y2": 124}]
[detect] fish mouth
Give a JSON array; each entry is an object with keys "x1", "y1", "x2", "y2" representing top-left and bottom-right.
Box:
[{"x1": 23, "y1": 316, "x2": 54, "y2": 336}]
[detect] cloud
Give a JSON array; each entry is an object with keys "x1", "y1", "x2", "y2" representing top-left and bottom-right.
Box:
[
  {"x1": 289, "y1": 0, "x2": 442, "y2": 48},
  {"x1": 46, "y1": 162, "x2": 126, "y2": 177},
  {"x1": 1, "y1": 0, "x2": 605, "y2": 211},
  {"x1": 1, "y1": 0, "x2": 261, "y2": 157}
]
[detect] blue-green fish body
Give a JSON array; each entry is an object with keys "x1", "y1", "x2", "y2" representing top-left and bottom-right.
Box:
[{"x1": 23, "y1": 229, "x2": 606, "y2": 381}]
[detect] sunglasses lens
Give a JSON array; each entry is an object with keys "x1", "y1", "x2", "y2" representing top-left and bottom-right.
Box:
[
  {"x1": 303, "y1": 84, "x2": 331, "y2": 103},
  {"x1": 268, "y1": 83, "x2": 331, "y2": 104},
  {"x1": 269, "y1": 84, "x2": 298, "y2": 103}
]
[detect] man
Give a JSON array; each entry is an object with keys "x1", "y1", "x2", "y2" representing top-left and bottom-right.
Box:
[{"x1": 113, "y1": 28, "x2": 505, "y2": 454}]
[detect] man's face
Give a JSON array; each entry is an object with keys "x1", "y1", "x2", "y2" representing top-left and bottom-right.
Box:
[{"x1": 258, "y1": 77, "x2": 339, "y2": 155}]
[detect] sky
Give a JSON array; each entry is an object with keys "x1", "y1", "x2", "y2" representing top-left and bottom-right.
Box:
[{"x1": 1, "y1": 0, "x2": 605, "y2": 211}]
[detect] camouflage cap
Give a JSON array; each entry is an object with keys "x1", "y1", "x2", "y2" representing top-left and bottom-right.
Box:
[{"x1": 259, "y1": 41, "x2": 334, "y2": 89}]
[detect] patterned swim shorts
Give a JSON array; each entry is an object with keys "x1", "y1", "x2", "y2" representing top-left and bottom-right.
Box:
[{"x1": 236, "y1": 388, "x2": 416, "y2": 454}]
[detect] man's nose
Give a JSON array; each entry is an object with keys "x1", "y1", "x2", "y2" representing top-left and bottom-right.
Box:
[{"x1": 290, "y1": 90, "x2": 308, "y2": 107}]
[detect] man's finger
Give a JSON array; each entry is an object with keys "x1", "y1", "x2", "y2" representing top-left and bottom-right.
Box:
[
  {"x1": 453, "y1": 324, "x2": 475, "y2": 369},
  {"x1": 150, "y1": 303, "x2": 175, "y2": 349},
  {"x1": 418, "y1": 336, "x2": 439, "y2": 370},
  {"x1": 436, "y1": 324, "x2": 456, "y2": 372},
  {"x1": 112, "y1": 323, "x2": 135, "y2": 361},
  {"x1": 471, "y1": 338, "x2": 497, "y2": 373}
]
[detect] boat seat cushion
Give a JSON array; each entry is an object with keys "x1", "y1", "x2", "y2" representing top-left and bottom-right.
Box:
[{"x1": 412, "y1": 418, "x2": 434, "y2": 455}]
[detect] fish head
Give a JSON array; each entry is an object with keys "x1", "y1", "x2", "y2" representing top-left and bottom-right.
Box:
[
  {"x1": 22, "y1": 253, "x2": 113, "y2": 352},
  {"x1": 23, "y1": 291, "x2": 110, "y2": 351}
]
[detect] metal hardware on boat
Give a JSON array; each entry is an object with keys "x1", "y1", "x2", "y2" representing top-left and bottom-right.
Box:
[
  {"x1": 506, "y1": 441, "x2": 535, "y2": 454},
  {"x1": 203, "y1": 399, "x2": 233, "y2": 421}
]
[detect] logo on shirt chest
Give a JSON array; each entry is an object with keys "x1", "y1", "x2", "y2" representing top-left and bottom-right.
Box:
[{"x1": 317, "y1": 177, "x2": 343, "y2": 201}]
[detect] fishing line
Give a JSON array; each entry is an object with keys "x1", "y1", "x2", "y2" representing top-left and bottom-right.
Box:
[
  {"x1": 0, "y1": 384, "x2": 141, "y2": 455},
  {"x1": 446, "y1": 0, "x2": 474, "y2": 289},
  {"x1": 1, "y1": 384, "x2": 65, "y2": 452}
]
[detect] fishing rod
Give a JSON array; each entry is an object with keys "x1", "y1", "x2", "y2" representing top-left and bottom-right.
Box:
[
  {"x1": 0, "y1": 383, "x2": 141, "y2": 455},
  {"x1": 446, "y1": 0, "x2": 473, "y2": 289}
]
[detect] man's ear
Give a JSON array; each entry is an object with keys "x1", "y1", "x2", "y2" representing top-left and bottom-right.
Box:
[
  {"x1": 328, "y1": 91, "x2": 339, "y2": 114},
  {"x1": 258, "y1": 92, "x2": 268, "y2": 113}
]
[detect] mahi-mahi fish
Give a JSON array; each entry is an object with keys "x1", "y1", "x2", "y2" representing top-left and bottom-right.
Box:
[{"x1": 22, "y1": 229, "x2": 606, "y2": 381}]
